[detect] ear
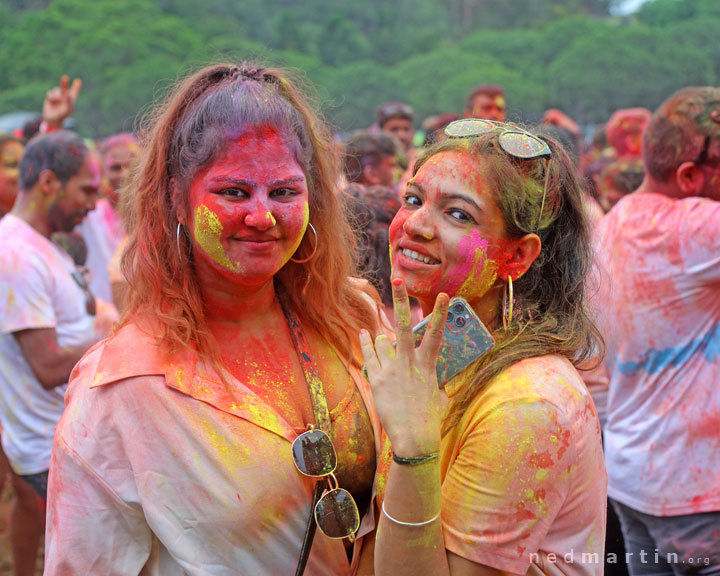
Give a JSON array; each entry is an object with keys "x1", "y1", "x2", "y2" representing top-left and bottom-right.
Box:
[
  {"x1": 497, "y1": 233, "x2": 542, "y2": 282},
  {"x1": 169, "y1": 178, "x2": 186, "y2": 226},
  {"x1": 37, "y1": 170, "x2": 60, "y2": 197},
  {"x1": 676, "y1": 161, "x2": 705, "y2": 196}
]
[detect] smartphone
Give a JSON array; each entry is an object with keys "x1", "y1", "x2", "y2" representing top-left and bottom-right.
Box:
[
  {"x1": 414, "y1": 297, "x2": 494, "y2": 387},
  {"x1": 363, "y1": 297, "x2": 494, "y2": 388}
]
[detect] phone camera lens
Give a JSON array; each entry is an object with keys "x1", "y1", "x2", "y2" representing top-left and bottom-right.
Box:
[
  {"x1": 452, "y1": 303, "x2": 464, "y2": 314},
  {"x1": 446, "y1": 311, "x2": 455, "y2": 324},
  {"x1": 456, "y1": 316, "x2": 466, "y2": 328}
]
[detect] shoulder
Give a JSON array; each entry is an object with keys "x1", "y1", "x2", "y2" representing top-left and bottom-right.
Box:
[
  {"x1": 69, "y1": 322, "x2": 168, "y2": 395},
  {"x1": 466, "y1": 355, "x2": 592, "y2": 431},
  {"x1": 490, "y1": 355, "x2": 586, "y2": 400}
]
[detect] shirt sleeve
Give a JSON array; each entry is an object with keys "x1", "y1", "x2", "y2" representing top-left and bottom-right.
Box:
[
  {"x1": 680, "y1": 198, "x2": 720, "y2": 284},
  {"x1": 0, "y1": 250, "x2": 57, "y2": 334},
  {"x1": 441, "y1": 398, "x2": 576, "y2": 574},
  {"x1": 44, "y1": 435, "x2": 153, "y2": 576}
]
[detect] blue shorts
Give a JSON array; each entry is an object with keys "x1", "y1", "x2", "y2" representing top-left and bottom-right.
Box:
[{"x1": 19, "y1": 470, "x2": 48, "y2": 500}]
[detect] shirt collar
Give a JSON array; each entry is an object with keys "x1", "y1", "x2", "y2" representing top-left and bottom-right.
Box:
[{"x1": 90, "y1": 323, "x2": 297, "y2": 442}]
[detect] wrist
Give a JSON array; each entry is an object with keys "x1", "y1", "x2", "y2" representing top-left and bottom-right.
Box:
[
  {"x1": 390, "y1": 436, "x2": 441, "y2": 459},
  {"x1": 40, "y1": 120, "x2": 63, "y2": 134}
]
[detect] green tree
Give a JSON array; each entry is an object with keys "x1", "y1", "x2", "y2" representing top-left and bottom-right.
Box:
[
  {"x1": 547, "y1": 24, "x2": 714, "y2": 122},
  {"x1": 0, "y1": 0, "x2": 208, "y2": 135}
]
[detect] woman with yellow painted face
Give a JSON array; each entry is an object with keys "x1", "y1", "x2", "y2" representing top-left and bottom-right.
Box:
[
  {"x1": 45, "y1": 63, "x2": 386, "y2": 575},
  {"x1": 361, "y1": 119, "x2": 607, "y2": 576}
]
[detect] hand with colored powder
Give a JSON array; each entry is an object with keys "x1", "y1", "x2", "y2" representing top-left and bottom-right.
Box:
[{"x1": 360, "y1": 278, "x2": 450, "y2": 458}]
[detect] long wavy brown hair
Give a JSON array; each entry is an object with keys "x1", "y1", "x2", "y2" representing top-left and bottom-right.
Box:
[
  {"x1": 413, "y1": 131, "x2": 603, "y2": 435},
  {"x1": 120, "y1": 62, "x2": 380, "y2": 366}
]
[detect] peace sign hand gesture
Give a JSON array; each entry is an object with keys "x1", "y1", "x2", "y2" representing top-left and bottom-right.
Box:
[
  {"x1": 42, "y1": 75, "x2": 82, "y2": 129},
  {"x1": 360, "y1": 279, "x2": 450, "y2": 457}
]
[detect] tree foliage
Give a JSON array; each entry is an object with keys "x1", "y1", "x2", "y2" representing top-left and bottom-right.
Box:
[{"x1": 0, "y1": 0, "x2": 717, "y2": 137}]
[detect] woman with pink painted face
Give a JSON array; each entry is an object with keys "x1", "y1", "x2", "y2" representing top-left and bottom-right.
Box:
[
  {"x1": 45, "y1": 63, "x2": 387, "y2": 575},
  {"x1": 0, "y1": 134, "x2": 24, "y2": 217},
  {"x1": 361, "y1": 121, "x2": 607, "y2": 576}
]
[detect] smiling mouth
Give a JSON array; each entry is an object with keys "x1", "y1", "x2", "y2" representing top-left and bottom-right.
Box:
[{"x1": 401, "y1": 248, "x2": 440, "y2": 265}]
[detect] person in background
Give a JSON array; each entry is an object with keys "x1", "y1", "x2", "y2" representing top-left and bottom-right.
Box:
[
  {"x1": 0, "y1": 75, "x2": 82, "y2": 576},
  {"x1": 377, "y1": 102, "x2": 417, "y2": 199},
  {"x1": 605, "y1": 108, "x2": 651, "y2": 161},
  {"x1": 0, "y1": 135, "x2": 24, "y2": 216},
  {"x1": 342, "y1": 184, "x2": 403, "y2": 323},
  {"x1": 596, "y1": 158, "x2": 645, "y2": 212},
  {"x1": 343, "y1": 131, "x2": 399, "y2": 189},
  {"x1": 593, "y1": 108, "x2": 650, "y2": 212},
  {"x1": 593, "y1": 87, "x2": 720, "y2": 575},
  {"x1": 78, "y1": 132, "x2": 139, "y2": 303},
  {"x1": 464, "y1": 84, "x2": 507, "y2": 122},
  {"x1": 0, "y1": 129, "x2": 100, "y2": 500},
  {"x1": 377, "y1": 101, "x2": 415, "y2": 155}
]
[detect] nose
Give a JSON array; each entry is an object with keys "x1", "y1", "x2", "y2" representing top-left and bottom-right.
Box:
[
  {"x1": 243, "y1": 199, "x2": 276, "y2": 230},
  {"x1": 403, "y1": 206, "x2": 434, "y2": 240}
]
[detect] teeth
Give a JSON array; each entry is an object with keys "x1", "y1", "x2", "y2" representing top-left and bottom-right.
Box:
[{"x1": 402, "y1": 248, "x2": 439, "y2": 265}]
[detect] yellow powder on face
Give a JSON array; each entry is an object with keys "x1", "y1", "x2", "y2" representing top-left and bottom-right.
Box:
[
  {"x1": 456, "y1": 246, "x2": 498, "y2": 302},
  {"x1": 266, "y1": 211, "x2": 276, "y2": 226},
  {"x1": 193, "y1": 205, "x2": 237, "y2": 271}
]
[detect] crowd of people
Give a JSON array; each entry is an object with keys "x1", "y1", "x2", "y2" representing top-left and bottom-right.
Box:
[{"x1": 0, "y1": 64, "x2": 717, "y2": 576}]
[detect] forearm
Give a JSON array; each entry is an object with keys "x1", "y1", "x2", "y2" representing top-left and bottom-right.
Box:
[
  {"x1": 36, "y1": 343, "x2": 90, "y2": 389},
  {"x1": 376, "y1": 459, "x2": 449, "y2": 576}
]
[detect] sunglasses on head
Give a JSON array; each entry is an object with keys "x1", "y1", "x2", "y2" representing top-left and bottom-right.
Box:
[
  {"x1": 444, "y1": 118, "x2": 551, "y2": 158},
  {"x1": 291, "y1": 427, "x2": 360, "y2": 541},
  {"x1": 444, "y1": 118, "x2": 552, "y2": 230},
  {"x1": 379, "y1": 103, "x2": 414, "y2": 121}
]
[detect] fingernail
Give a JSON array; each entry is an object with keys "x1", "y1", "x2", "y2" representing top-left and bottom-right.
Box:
[{"x1": 392, "y1": 278, "x2": 403, "y2": 287}]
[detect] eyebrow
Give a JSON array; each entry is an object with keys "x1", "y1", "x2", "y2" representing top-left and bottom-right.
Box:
[
  {"x1": 408, "y1": 181, "x2": 483, "y2": 212},
  {"x1": 209, "y1": 175, "x2": 306, "y2": 188}
]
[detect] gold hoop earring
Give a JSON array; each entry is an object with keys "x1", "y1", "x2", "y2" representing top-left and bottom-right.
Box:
[
  {"x1": 290, "y1": 223, "x2": 318, "y2": 264},
  {"x1": 503, "y1": 275, "x2": 514, "y2": 331},
  {"x1": 176, "y1": 222, "x2": 183, "y2": 257}
]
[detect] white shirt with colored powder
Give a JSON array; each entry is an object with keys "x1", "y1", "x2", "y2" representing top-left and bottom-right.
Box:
[{"x1": 0, "y1": 214, "x2": 94, "y2": 475}]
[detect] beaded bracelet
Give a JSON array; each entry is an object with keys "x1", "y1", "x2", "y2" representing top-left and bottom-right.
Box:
[
  {"x1": 392, "y1": 451, "x2": 439, "y2": 466},
  {"x1": 382, "y1": 501, "x2": 441, "y2": 527}
]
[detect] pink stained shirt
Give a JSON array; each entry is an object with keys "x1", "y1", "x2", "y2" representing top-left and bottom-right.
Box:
[
  {"x1": 440, "y1": 355, "x2": 607, "y2": 576},
  {"x1": 593, "y1": 191, "x2": 720, "y2": 516},
  {"x1": 45, "y1": 321, "x2": 389, "y2": 575}
]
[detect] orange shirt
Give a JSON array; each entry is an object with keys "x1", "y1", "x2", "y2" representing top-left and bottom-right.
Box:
[
  {"x1": 440, "y1": 355, "x2": 607, "y2": 575},
  {"x1": 45, "y1": 322, "x2": 390, "y2": 575}
]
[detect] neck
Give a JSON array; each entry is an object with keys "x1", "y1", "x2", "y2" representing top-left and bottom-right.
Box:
[
  {"x1": 10, "y1": 193, "x2": 51, "y2": 238},
  {"x1": 636, "y1": 175, "x2": 685, "y2": 199},
  {"x1": 197, "y1": 269, "x2": 278, "y2": 327}
]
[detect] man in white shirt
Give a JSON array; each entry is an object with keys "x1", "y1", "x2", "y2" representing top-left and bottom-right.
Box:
[
  {"x1": 594, "y1": 87, "x2": 720, "y2": 575},
  {"x1": 0, "y1": 129, "x2": 101, "y2": 499}
]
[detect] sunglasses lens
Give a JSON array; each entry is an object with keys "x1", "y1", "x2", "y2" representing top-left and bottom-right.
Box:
[
  {"x1": 314, "y1": 488, "x2": 360, "y2": 539},
  {"x1": 445, "y1": 118, "x2": 495, "y2": 138},
  {"x1": 292, "y1": 429, "x2": 337, "y2": 477},
  {"x1": 499, "y1": 132, "x2": 551, "y2": 159}
]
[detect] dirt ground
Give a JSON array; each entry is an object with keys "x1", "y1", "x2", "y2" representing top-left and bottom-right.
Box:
[{"x1": 0, "y1": 480, "x2": 44, "y2": 576}]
